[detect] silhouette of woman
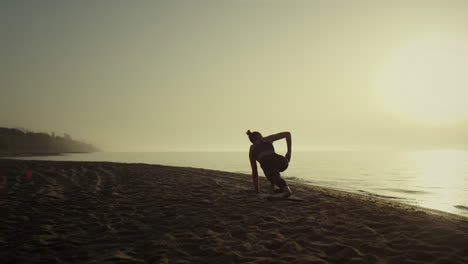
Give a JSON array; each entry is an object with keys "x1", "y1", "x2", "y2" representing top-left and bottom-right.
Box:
[{"x1": 247, "y1": 130, "x2": 292, "y2": 197}]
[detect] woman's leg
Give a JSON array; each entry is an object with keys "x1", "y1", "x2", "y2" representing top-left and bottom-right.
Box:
[
  {"x1": 264, "y1": 167, "x2": 287, "y2": 189},
  {"x1": 261, "y1": 162, "x2": 279, "y2": 187},
  {"x1": 270, "y1": 155, "x2": 291, "y2": 196},
  {"x1": 261, "y1": 156, "x2": 290, "y2": 195},
  {"x1": 274, "y1": 155, "x2": 289, "y2": 172}
]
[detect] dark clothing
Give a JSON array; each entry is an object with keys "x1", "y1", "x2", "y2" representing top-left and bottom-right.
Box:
[
  {"x1": 252, "y1": 141, "x2": 289, "y2": 188},
  {"x1": 253, "y1": 140, "x2": 275, "y2": 162},
  {"x1": 260, "y1": 153, "x2": 289, "y2": 188}
]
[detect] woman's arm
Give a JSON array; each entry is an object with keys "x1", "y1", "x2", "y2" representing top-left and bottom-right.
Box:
[
  {"x1": 263, "y1": 131, "x2": 292, "y2": 161},
  {"x1": 249, "y1": 145, "x2": 259, "y2": 193}
]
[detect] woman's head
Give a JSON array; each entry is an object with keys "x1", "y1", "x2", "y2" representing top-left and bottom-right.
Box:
[{"x1": 246, "y1": 130, "x2": 262, "y2": 144}]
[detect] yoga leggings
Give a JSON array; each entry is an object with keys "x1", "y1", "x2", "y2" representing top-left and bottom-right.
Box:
[{"x1": 260, "y1": 154, "x2": 289, "y2": 188}]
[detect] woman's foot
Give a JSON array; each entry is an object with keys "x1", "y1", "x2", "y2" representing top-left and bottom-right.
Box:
[{"x1": 271, "y1": 186, "x2": 292, "y2": 198}]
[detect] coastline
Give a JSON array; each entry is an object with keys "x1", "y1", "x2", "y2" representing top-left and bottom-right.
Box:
[
  {"x1": 0, "y1": 151, "x2": 95, "y2": 158},
  {"x1": 1, "y1": 159, "x2": 467, "y2": 263},
  {"x1": 8, "y1": 150, "x2": 468, "y2": 218},
  {"x1": 0, "y1": 152, "x2": 65, "y2": 158}
]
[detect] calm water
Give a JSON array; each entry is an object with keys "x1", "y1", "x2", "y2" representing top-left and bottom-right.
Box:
[{"x1": 8, "y1": 150, "x2": 468, "y2": 217}]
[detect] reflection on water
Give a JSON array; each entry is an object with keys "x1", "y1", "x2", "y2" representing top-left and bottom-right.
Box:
[
  {"x1": 6, "y1": 149, "x2": 468, "y2": 217},
  {"x1": 406, "y1": 150, "x2": 468, "y2": 215}
]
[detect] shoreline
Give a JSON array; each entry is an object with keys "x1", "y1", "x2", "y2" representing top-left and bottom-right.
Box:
[
  {"x1": 1, "y1": 159, "x2": 467, "y2": 263},
  {"x1": 0, "y1": 151, "x2": 95, "y2": 158},
  {"x1": 3, "y1": 153, "x2": 468, "y2": 219},
  {"x1": 5, "y1": 153, "x2": 468, "y2": 219},
  {"x1": 0, "y1": 152, "x2": 65, "y2": 158}
]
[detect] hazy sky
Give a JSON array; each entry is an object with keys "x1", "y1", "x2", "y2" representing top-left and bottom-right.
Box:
[{"x1": 2, "y1": 0, "x2": 468, "y2": 151}]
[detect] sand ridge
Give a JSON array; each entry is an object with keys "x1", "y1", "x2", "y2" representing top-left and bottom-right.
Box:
[{"x1": 1, "y1": 159, "x2": 467, "y2": 263}]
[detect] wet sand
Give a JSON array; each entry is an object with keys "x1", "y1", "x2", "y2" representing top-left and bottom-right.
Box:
[{"x1": 1, "y1": 159, "x2": 467, "y2": 263}]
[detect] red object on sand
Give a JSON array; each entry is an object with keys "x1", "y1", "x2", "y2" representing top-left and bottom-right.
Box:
[{"x1": 25, "y1": 169, "x2": 33, "y2": 180}]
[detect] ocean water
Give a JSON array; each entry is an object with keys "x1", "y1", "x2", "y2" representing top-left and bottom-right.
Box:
[{"x1": 7, "y1": 150, "x2": 468, "y2": 217}]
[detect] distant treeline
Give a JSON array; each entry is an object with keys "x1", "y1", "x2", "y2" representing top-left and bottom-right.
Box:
[{"x1": 0, "y1": 127, "x2": 99, "y2": 156}]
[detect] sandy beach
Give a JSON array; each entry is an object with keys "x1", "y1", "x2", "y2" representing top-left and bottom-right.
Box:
[{"x1": 1, "y1": 159, "x2": 467, "y2": 263}]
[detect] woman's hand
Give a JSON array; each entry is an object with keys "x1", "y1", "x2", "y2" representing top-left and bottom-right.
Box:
[{"x1": 285, "y1": 151, "x2": 291, "y2": 162}]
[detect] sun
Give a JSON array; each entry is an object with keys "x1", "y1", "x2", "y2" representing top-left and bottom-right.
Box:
[{"x1": 375, "y1": 32, "x2": 468, "y2": 125}]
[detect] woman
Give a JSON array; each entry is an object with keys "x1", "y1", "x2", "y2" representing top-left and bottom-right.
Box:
[{"x1": 247, "y1": 130, "x2": 292, "y2": 197}]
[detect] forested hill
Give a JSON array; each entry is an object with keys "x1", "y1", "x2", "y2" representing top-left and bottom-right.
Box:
[{"x1": 0, "y1": 127, "x2": 99, "y2": 156}]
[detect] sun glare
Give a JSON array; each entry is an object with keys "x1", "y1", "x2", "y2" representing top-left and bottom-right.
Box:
[
  {"x1": 375, "y1": 32, "x2": 468, "y2": 125},
  {"x1": 408, "y1": 149, "x2": 468, "y2": 213}
]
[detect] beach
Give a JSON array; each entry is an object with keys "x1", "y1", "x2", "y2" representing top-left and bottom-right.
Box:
[{"x1": 1, "y1": 159, "x2": 467, "y2": 264}]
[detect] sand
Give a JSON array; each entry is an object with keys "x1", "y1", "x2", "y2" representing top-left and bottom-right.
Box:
[{"x1": 1, "y1": 159, "x2": 467, "y2": 264}]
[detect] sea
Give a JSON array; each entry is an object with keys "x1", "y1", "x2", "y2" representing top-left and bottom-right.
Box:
[{"x1": 7, "y1": 150, "x2": 468, "y2": 217}]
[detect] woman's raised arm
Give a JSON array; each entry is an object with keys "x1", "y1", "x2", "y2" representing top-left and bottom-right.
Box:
[{"x1": 263, "y1": 132, "x2": 292, "y2": 161}]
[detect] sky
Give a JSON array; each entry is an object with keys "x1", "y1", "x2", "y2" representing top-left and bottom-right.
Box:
[{"x1": 2, "y1": 0, "x2": 468, "y2": 151}]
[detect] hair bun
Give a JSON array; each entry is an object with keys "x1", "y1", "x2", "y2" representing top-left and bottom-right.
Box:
[{"x1": 246, "y1": 130, "x2": 251, "y2": 135}]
